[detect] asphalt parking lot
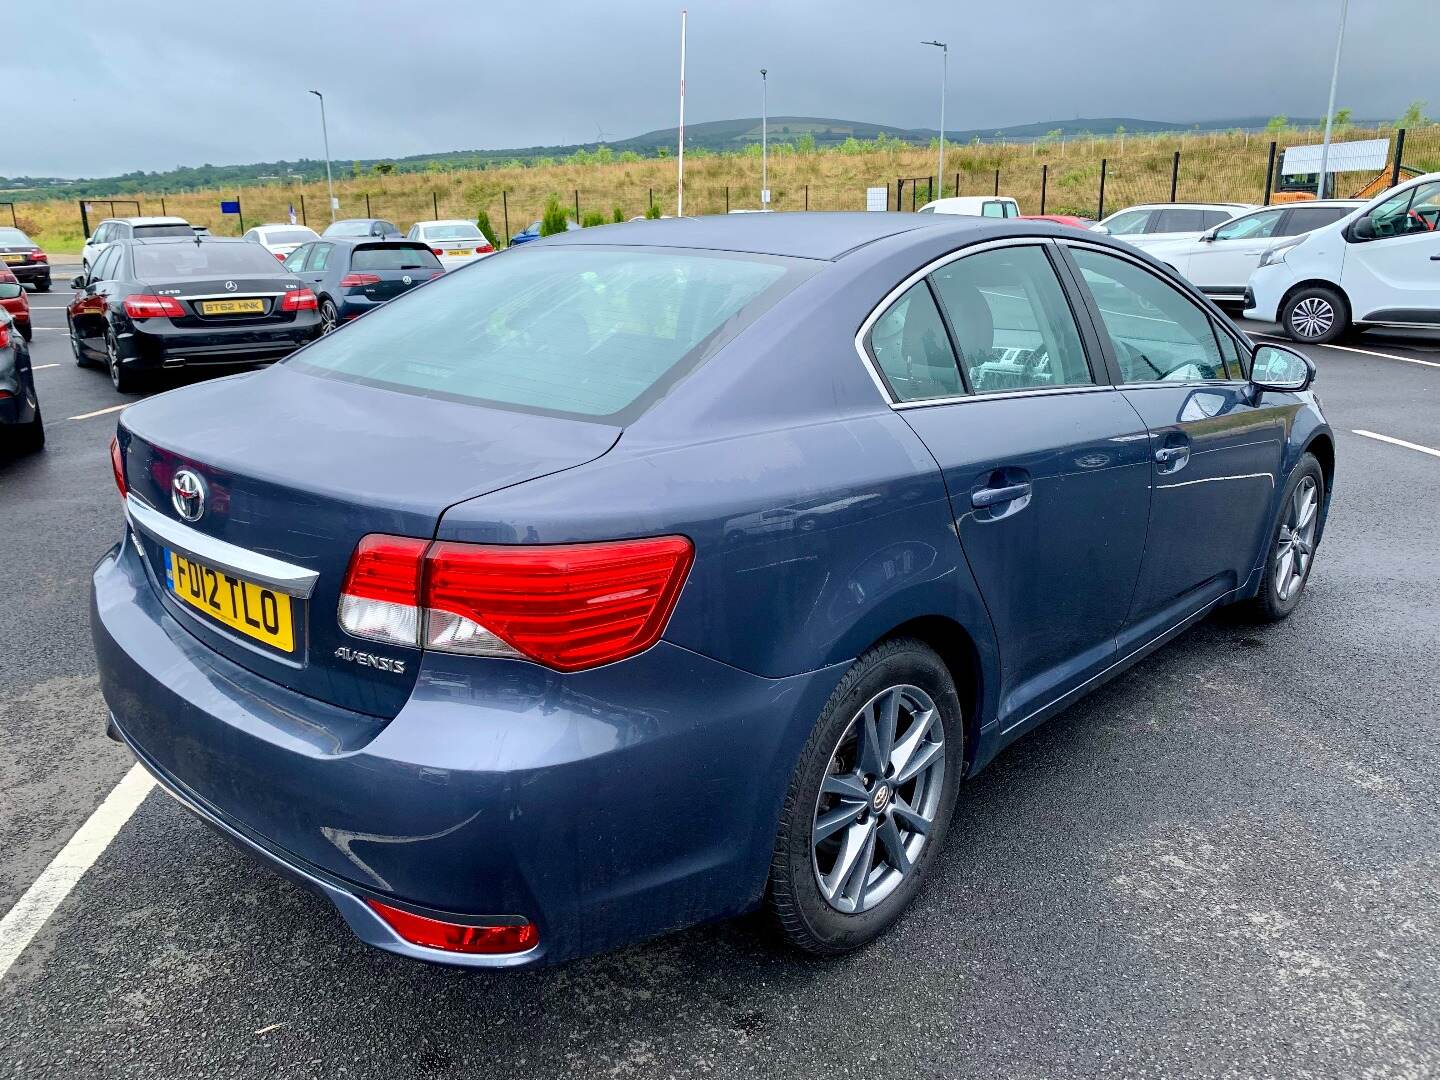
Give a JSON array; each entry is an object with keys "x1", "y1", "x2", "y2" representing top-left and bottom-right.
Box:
[{"x1": 1, "y1": 276, "x2": 1437, "y2": 1079}]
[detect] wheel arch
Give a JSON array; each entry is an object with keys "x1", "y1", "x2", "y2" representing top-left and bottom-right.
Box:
[
  {"x1": 1279, "y1": 278, "x2": 1351, "y2": 323},
  {"x1": 869, "y1": 614, "x2": 985, "y2": 775},
  {"x1": 1300, "y1": 431, "x2": 1336, "y2": 542}
]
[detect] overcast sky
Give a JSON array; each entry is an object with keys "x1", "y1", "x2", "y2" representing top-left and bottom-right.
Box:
[{"x1": 7, "y1": 0, "x2": 1432, "y2": 177}]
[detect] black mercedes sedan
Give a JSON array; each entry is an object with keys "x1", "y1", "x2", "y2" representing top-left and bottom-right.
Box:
[
  {"x1": 67, "y1": 237, "x2": 322, "y2": 393},
  {"x1": 0, "y1": 226, "x2": 51, "y2": 291}
]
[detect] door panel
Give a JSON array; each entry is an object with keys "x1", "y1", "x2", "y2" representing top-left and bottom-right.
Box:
[
  {"x1": 1187, "y1": 208, "x2": 1286, "y2": 291},
  {"x1": 1342, "y1": 180, "x2": 1440, "y2": 322}
]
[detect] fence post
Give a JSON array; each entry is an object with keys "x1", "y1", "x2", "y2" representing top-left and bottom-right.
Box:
[
  {"x1": 502, "y1": 190, "x2": 509, "y2": 245},
  {"x1": 433, "y1": 191, "x2": 439, "y2": 218},
  {"x1": 1097, "y1": 159, "x2": 1107, "y2": 220},
  {"x1": 648, "y1": 187, "x2": 653, "y2": 208},
  {"x1": 574, "y1": 190, "x2": 580, "y2": 223},
  {"x1": 994, "y1": 168, "x2": 1000, "y2": 196},
  {"x1": 929, "y1": 176, "x2": 935, "y2": 202},
  {"x1": 365, "y1": 193, "x2": 371, "y2": 217},
  {"x1": 1262, "y1": 141, "x2": 1277, "y2": 205},
  {"x1": 725, "y1": 186, "x2": 729, "y2": 214},
  {"x1": 1040, "y1": 164, "x2": 1048, "y2": 215},
  {"x1": 160, "y1": 196, "x2": 167, "y2": 215},
  {"x1": 953, "y1": 171, "x2": 959, "y2": 197},
  {"x1": 300, "y1": 194, "x2": 306, "y2": 225},
  {"x1": 804, "y1": 184, "x2": 809, "y2": 211},
  {"x1": 1391, "y1": 128, "x2": 1407, "y2": 188},
  {"x1": 1169, "y1": 151, "x2": 1180, "y2": 202},
  {"x1": 78, "y1": 200, "x2": 91, "y2": 239}
]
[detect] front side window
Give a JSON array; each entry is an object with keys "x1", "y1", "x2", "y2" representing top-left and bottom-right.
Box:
[
  {"x1": 1214, "y1": 208, "x2": 1285, "y2": 241},
  {"x1": 289, "y1": 248, "x2": 799, "y2": 420},
  {"x1": 1213, "y1": 326, "x2": 1248, "y2": 380},
  {"x1": 868, "y1": 282, "x2": 962, "y2": 402},
  {"x1": 930, "y1": 246, "x2": 1093, "y2": 393},
  {"x1": 283, "y1": 244, "x2": 311, "y2": 272},
  {"x1": 1359, "y1": 181, "x2": 1440, "y2": 239},
  {"x1": 1071, "y1": 247, "x2": 1226, "y2": 383},
  {"x1": 1102, "y1": 209, "x2": 1152, "y2": 236}
]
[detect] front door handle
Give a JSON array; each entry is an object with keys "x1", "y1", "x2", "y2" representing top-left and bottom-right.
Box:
[
  {"x1": 1154, "y1": 446, "x2": 1187, "y2": 464},
  {"x1": 1430, "y1": 254, "x2": 1440, "y2": 261},
  {"x1": 971, "y1": 481, "x2": 1032, "y2": 509}
]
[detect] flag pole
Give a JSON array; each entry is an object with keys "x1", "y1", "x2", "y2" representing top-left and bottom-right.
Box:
[{"x1": 677, "y1": 9, "x2": 687, "y2": 217}]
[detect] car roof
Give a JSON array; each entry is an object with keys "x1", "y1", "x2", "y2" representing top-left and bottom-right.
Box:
[
  {"x1": 330, "y1": 218, "x2": 391, "y2": 225},
  {"x1": 316, "y1": 236, "x2": 426, "y2": 248},
  {"x1": 120, "y1": 236, "x2": 252, "y2": 246},
  {"x1": 413, "y1": 219, "x2": 477, "y2": 228},
  {"x1": 255, "y1": 223, "x2": 317, "y2": 231},
  {"x1": 100, "y1": 216, "x2": 190, "y2": 226},
  {"x1": 531, "y1": 211, "x2": 996, "y2": 261},
  {"x1": 1113, "y1": 202, "x2": 1255, "y2": 213}
]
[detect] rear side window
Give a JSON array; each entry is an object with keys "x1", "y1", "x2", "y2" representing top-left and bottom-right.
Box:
[
  {"x1": 132, "y1": 224, "x2": 193, "y2": 239},
  {"x1": 1103, "y1": 209, "x2": 1151, "y2": 236},
  {"x1": 1200, "y1": 210, "x2": 1236, "y2": 229},
  {"x1": 92, "y1": 246, "x2": 123, "y2": 281},
  {"x1": 351, "y1": 244, "x2": 442, "y2": 271},
  {"x1": 1153, "y1": 208, "x2": 1209, "y2": 232},
  {"x1": 868, "y1": 283, "x2": 962, "y2": 402},
  {"x1": 131, "y1": 242, "x2": 286, "y2": 278},
  {"x1": 1279, "y1": 206, "x2": 1351, "y2": 235},
  {"x1": 930, "y1": 246, "x2": 1093, "y2": 393},
  {"x1": 1071, "y1": 248, "x2": 1226, "y2": 382},
  {"x1": 981, "y1": 201, "x2": 1007, "y2": 219},
  {"x1": 288, "y1": 248, "x2": 797, "y2": 420}
]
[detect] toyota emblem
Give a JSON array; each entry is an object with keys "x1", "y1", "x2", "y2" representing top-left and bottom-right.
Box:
[
  {"x1": 171, "y1": 470, "x2": 207, "y2": 522},
  {"x1": 224, "y1": 280, "x2": 238, "y2": 292}
]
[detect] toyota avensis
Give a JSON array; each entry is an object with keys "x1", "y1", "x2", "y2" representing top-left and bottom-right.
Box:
[{"x1": 92, "y1": 213, "x2": 1334, "y2": 967}]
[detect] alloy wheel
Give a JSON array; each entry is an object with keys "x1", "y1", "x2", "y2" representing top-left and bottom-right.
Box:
[
  {"x1": 107, "y1": 334, "x2": 123, "y2": 390},
  {"x1": 68, "y1": 318, "x2": 82, "y2": 360},
  {"x1": 1290, "y1": 296, "x2": 1334, "y2": 339},
  {"x1": 811, "y1": 684, "x2": 946, "y2": 914},
  {"x1": 1274, "y1": 475, "x2": 1319, "y2": 602},
  {"x1": 320, "y1": 301, "x2": 338, "y2": 334}
]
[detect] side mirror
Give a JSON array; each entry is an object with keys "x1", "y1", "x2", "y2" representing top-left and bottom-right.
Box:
[
  {"x1": 1091, "y1": 224, "x2": 1111, "y2": 236},
  {"x1": 1349, "y1": 216, "x2": 1376, "y2": 241},
  {"x1": 1199, "y1": 229, "x2": 1219, "y2": 243},
  {"x1": 70, "y1": 274, "x2": 87, "y2": 289},
  {"x1": 1251, "y1": 343, "x2": 1315, "y2": 393}
]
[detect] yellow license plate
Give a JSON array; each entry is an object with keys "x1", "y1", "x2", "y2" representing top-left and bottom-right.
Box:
[
  {"x1": 165, "y1": 549, "x2": 295, "y2": 652},
  {"x1": 443, "y1": 249, "x2": 472, "y2": 257},
  {"x1": 1, "y1": 254, "x2": 23, "y2": 264},
  {"x1": 200, "y1": 298, "x2": 266, "y2": 315}
]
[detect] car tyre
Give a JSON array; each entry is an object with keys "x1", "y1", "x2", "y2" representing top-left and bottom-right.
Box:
[
  {"x1": 767, "y1": 637, "x2": 963, "y2": 956},
  {"x1": 34, "y1": 278, "x2": 51, "y2": 293},
  {"x1": 1281, "y1": 285, "x2": 1348, "y2": 345},
  {"x1": 319, "y1": 298, "x2": 339, "y2": 334},
  {"x1": 14, "y1": 407, "x2": 45, "y2": 454},
  {"x1": 1244, "y1": 453, "x2": 1325, "y2": 622},
  {"x1": 106, "y1": 327, "x2": 141, "y2": 394},
  {"x1": 68, "y1": 316, "x2": 92, "y2": 367}
]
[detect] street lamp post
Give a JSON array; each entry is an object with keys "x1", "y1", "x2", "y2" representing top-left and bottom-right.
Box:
[
  {"x1": 922, "y1": 41, "x2": 947, "y2": 193},
  {"x1": 307, "y1": 89, "x2": 336, "y2": 223},
  {"x1": 760, "y1": 68, "x2": 768, "y2": 210},
  {"x1": 1316, "y1": 0, "x2": 1349, "y2": 200}
]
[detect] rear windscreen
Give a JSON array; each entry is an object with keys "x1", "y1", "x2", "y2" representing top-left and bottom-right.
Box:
[
  {"x1": 289, "y1": 247, "x2": 798, "y2": 420},
  {"x1": 132, "y1": 243, "x2": 290, "y2": 278},
  {"x1": 262, "y1": 229, "x2": 316, "y2": 245},
  {"x1": 0, "y1": 228, "x2": 31, "y2": 246},
  {"x1": 424, "y1": 224, "x2": 483, "y2": 241},
  {"x1": 351, "y1": 245, "x2": 443, "y2": 271},
  {"x1": 325, "y1": 221, "x2": 373, "y2": 236},
  {"x1": 132, "y1": 224, "x2": 195, "y2": 239}
]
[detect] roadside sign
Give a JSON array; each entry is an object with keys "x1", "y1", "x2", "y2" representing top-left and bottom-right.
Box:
[
  {"x1": 866, "y1": 187, "x2": 888, "y2": 212},
  {"x1": 219, "y1": 200, "x2": 240, "y2": 214},
  {"x1": 761, "y1": 189, "x2": 771, "y2": 205},
  {"x1": 331, "y1": 197, "x2": 340, "y2": 211}
]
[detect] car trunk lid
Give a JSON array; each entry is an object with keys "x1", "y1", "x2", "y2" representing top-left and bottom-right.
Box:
[{"x1": 118, "y1": 364, "x2": 619, "y2": 717}]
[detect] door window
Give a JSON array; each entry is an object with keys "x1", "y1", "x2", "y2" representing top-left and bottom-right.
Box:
[
  {"x1": 1071, "y1": 247, "x2": 1227, "y2": 383},
  {"x1": 1199, "y1": 210, "x2": 1236, "y2": 229},
  {"x1": 1213, "y1": 208, "x2": 1285, "y2": 241},
  {"x1": 1152, "y1": 208, "x2": 1208, "y2": 233},
  {"x1": 867, "y1": 282, "x2": 963, "y2": 402},
  {"x1": 90, "y1": 224, "x2": 111, "y2": 245},
  {"x1": 1102, "y1": 209, "x2": 1152, "y2": 235},
  {"x1": 1278, "y1": 205, "x2": 1352, "y2": 235},
  {"x1": 1213, "y1": 326, "x2": 1249, "y2": 380},
  {"x1": 1359, "y1": 181, "x2": 1440, "y2": 239},
  {"x1": 930, "y1": 246, "x2": 1093, "y2": 393},
  {"x1": 981, "y1": 201, "x2": 1007, "y2": 218},
  {"x1": 309, "y1": 243, "x2": 333, "y2": 272},
  {"x1": 92, "y1": 246, "x2": 122, "y2": 281},
  {"x1": 283, "y1": 244, "x2": 311, "y2": 272}
]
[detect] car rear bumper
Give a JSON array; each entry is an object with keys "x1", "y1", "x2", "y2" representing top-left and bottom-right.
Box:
[
  {"x1": 0, "y1": 384, "x2": 39, "y2": 426},
  {"x1": 7, "y1": 263, "x2": 50, "y2": 283},
  {"x1": 91, "y1": 537, "x2": 845, "y2": 967},
  {"x1": 124, "y1": 319, "x2": 320, "y2": 369}
]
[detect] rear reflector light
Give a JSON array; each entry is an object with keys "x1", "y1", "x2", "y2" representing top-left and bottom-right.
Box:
[
  {"x1": 281, "y1": 287, "x2": 318, "y2": 312},
  {"x1": 110, "y1": 436, "x2": 126, "y2": 498},
  {"x1": 364, "y1": 898, "x2": 537, "y2": 955},
  {"x1": 123, "y1": 294, "x2": 185, "y2": 319},
  {"x1": 338, "y1": 272, "x2": 380, "y2": 288},
  {"x1": 338, "y1": 534, "x2": 693, "y2": 670}
]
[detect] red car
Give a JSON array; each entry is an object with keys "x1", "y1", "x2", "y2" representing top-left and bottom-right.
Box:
[
  {"x1": 0, "y1": 269, "x2": 31, "y2": 341},
  {"x1": 1021, "y1": 214, "x2": 1096, "y2": 230}
]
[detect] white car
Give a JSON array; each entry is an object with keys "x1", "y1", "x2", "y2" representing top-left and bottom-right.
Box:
[
  {"x1": 1091, "y1": 203, "x2": 1254, "y2": 251},
  {"x1": 80, "y1": 216, "x2": 191, "y2": 273},
  {"x1": 242, "y1": 224, "x2": 320, "y2": 261},
  {"x1": 405, "y1": 220, "x2": 496, "y2": 270},
  {"x1": 1144, "y1": 201, "x2": 1363, "y2": 305},
  {"x1": 1245, "y1": 171, "x2": 1440, "y2": 343},
  {"x1": 916, "y1": 196, "x2": 1020, "y2": 219}
]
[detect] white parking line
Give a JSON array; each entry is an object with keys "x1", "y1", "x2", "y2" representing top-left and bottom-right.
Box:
[
  {"x1": 1352, "y1": 429, "x2": 1440, "y2": 459},
  {"x1": 0, "y1": 764, "x2": 154, "y2": 981},
  {"x1": 1254, "y1": 334, "x2": 1440, "y2": 369},
  {"x1": 68, "y1": 403, "x2": 128, "y2": 420},
  {"x1": 31, "y1": 363, "x2": 58, "y2": 370}
]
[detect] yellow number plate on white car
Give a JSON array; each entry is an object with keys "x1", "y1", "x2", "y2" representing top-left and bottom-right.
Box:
[{"x1": 443, "y1": 249, "x2": 473, "y2": 257}]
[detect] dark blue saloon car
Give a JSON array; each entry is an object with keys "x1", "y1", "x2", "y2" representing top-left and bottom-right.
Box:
[{"x1": 93, "y1": 213, "x2": 1333, "y2": 967}]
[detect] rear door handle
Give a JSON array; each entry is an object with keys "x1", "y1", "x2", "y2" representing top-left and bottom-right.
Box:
[
  {"x1": 971, "y1": 481, "x2": 1032, "y2": 509},
  {"x1": 1430, "y1": 254, "x2": 1440, "y2": 261},
  {"x1": 1154, "y1": 446, "x2": 1187, "y2": 464}
]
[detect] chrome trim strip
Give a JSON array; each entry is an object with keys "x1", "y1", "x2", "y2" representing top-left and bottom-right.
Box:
[
  {"x1": 852, "y1": 236, "x2": 1075, "y2": 409},
  {"x1": 893, "y1": 384, "x2": 1116, "y2": 410},
  {"x1": 181, "y1": 292, "x2": 285, "y2": 300},
  {"x1": 125, "y1": 494, "x2": 319, "y2": 598}
]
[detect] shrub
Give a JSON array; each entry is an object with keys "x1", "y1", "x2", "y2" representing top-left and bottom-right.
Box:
[
  {"x1": 581, "y1": 210, "x2": 606, "y2": 228},
  {"x1": 644, "y1": 202, "x2": 661, "y2": 219},
  {"x1": 612, "y1": 206, "x2": 624, "y2": 223},
  {"x1": 540, "y1": 195, "x2": 568, "y2": 237},
  {"x1": 475, "y1": 210, "x2": 497, "y2": 247}
]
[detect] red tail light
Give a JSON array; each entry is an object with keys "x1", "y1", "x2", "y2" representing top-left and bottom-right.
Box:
[
  {"x1": 338, "y1": 535, "x2": 693, "y2": 671},
  {"x1": 110, "y1": 436, "x2": 127, "y2": 498},
  {"x1": 0, "y1": 323, "x2": 9, "y2": 349},
  {"x1": 274, "y1": 251, "x2": 287, "y2": 261},
  {"x1": 364, "y1": 898, "x2": 537, "y2": 955},
  {"x1": 30, "y1": 250, "x2": 47, "y2": 262},
  {"x1": 430, "y1": 247, "x2": 444, "y2": 256},
  {"x1": 281, "y1": 287, "x2": 318, "y2": 312},
  {"x1": 338, "y1": 272, "x2": 380, "y2": 288},
  {"x1": 478, "y1": 242, "x2": 494, "y2": 253},
  {"x1": 123, "y1": 294, "x2": 185, "y2": 319}
]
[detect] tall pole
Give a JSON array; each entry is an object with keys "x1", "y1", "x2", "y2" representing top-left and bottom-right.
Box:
[
  {"x1": 760, "y1": 69, "x2": 768, "y2": 210},
  {"x1": 922, "y1": 41, "x2": 947, "y2": 187},
  {"x1": 677, "y1": 9, "x2": 687, "y2": 217},
  {"x1": 1316, "y1": 0, "x2": 1349, "y2": 200},
  {"x1": 308, "y1": 90, "x2": 336, "y2": 223}
]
